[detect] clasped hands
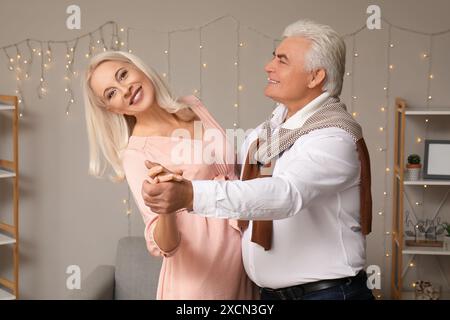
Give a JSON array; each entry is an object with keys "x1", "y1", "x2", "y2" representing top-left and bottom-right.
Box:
[{"x1": 141, "y1": 161, "x2": 194, "y2": 214}]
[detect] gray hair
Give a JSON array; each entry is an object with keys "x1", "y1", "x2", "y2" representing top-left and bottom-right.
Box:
[{"x1": 282, "y1": 19, "x2": 346, "y2": 97}]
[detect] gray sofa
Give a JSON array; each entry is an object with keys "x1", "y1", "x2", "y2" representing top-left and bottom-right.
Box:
[{"x1": 67, "y1": 236, "x2": 162, "y2": 300}]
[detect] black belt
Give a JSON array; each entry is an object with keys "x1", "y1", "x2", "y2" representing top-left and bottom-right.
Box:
[{"x1": 261, "y1": 270, "x2": 367, "y2": 300}]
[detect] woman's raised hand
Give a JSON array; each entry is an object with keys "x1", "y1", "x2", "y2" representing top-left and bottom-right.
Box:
[{"x1": 145, "y1": 160, "x2": 184, "y2": 184}]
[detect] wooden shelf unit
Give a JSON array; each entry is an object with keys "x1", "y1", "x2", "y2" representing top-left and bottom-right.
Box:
[
  {"x1": 0, "y1": 95, "x2": 19, "y2": 300},
  {"x1": 391, "y1": 98, "x2": 450, "y2": 300}
]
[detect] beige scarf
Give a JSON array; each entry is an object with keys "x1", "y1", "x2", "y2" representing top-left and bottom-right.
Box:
[{"x1": 238, "y1": 97, "x2": 372, "y2": 250}]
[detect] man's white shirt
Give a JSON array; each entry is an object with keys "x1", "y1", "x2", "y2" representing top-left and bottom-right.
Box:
[{"x1": 192, "y1": 92, "x2": 366, "y2": 289}]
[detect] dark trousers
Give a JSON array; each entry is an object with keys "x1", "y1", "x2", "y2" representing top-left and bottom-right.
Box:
[{"x1": 260, "y1": 271, "x2": 375, "y2": 300}]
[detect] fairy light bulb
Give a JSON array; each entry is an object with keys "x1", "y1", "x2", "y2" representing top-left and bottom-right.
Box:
[
  {"x1": 378, "y1": 211, "x2": 383, "y2": 215},
  {"x1": 239, "y1": 42, "x2": 244, "y2": 47},
  {"x1": 238, "y1": 85, "x2": 243, "y2": 91},
  {"x1": 202, "y1": 63, "x2": 207, "y2": 68},
  {"x1": 429, "y1": 74, "x2": 434, "y2": 79},
  {"x1": 417, "y1": 137, "x2": 422, "y2": 143},
  {"x1": 379, "y1": 127, "x2": 384, "y2": 132},
  {"x1": 120, "y1": 28, "x2": 124, "y2": 32},
  {"x1": 164, "y1": 50, "x2": 168, "y2": 54},
  {"x1": 9, "y1": 58, "x2": 14, "y2": 63},
  {"x1": 354, "y1": 53, "x2": 358, "y2": 57},
  {"x1": 352, "y1": 112, "x2": 357, "y2": 117},
  {"x1": 380, "y1": 107, "x2": 385, "y2": 112},
  {"x1": 389, "y1": 43, "x2": 394, "y2": 48},
  {"x1": 234, "y1": 103, "x2": 238, "y2": 108}
]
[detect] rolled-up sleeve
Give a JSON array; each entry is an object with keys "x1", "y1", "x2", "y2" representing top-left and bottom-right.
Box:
[
  {"x1": 122, "y1": 149, "x2": 180, "y2": 257},
  {"x1": 192, "y1": 132, "x2": 360, "y2": 221}
]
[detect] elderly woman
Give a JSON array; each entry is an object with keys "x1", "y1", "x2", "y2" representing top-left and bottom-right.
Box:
[{"x1": 83, "y1": 51, "x2": 257, "y2": 300}]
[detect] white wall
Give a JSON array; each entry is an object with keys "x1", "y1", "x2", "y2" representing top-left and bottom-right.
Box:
[{"x1": 0, "y1": 0, "x2": 450, "y2": 299}]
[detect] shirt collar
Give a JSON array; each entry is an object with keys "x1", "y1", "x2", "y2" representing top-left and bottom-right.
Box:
[{"x1": 276, "y1": 92, "x2": 330, "y2": 130}]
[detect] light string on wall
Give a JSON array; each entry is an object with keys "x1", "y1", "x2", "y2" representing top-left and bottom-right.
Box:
[{"x1": 1, "y1": 21, "x2": 122, "y2": 117}]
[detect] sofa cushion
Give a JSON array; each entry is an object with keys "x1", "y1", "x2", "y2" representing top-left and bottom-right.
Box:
[{"x1": 114, "y1": 236, "x2": 162, "y2": 300}]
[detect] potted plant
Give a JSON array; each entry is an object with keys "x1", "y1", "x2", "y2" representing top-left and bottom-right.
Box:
[
  {"x1": 406, "y1": 154, "x2": 421, "y2": 181},
  {"x1": 441, "y1": 222, "x2": 450, "y2": 250}
]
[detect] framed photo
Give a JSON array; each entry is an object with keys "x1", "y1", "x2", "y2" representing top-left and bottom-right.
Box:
[{"x1": 423, "y1": 140, "x2": 450, "y2": 180}]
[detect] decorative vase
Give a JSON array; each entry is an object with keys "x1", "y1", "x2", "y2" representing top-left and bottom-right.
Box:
[
  {"x1": 444, "y1": 235, "x2": 450, "y2": 251},
  {"x1": 405, "y1": 164, "x2": 421, "y2": 181}
]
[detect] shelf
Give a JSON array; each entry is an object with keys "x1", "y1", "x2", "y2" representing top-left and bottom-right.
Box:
[
  {"x1": 0, "y1": 168, "x2": 16, "y2": 179},
  {"x1": 405, "y1": 107, "x2": 450, "y2": 115},
  {"x1": 0, "y1": 288, "x2": 15, "y2": 300},
  {"x1": 0, "y1": 103, "x2": 15, "y2": 111},
  {"x1": 401, "y1": 291, "x2": 450, "y2": 300},
  {"x1": 397, "y1": 175, "x2": 450, "y2": 185},
  {"x1": 0, "y1": 233, "x2": 16, "y2": 245},
  {"x1": 404, "y1": 179, "x2": 450, "y2": 186},
  {"x1": 403, "y1": 246, "x2": 450, "y2": 256}
]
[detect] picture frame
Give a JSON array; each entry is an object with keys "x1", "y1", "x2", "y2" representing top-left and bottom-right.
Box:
[{"x1": 423, "y1": 140, "x2": 450, "y2": 180}]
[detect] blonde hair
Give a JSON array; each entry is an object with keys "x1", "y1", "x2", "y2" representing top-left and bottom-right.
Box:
[{"x1": 83, "y1": 51, "x2": 194, "y2": 181}]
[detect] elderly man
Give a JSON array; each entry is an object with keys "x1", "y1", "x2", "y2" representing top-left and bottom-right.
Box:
[{"x1": 142, "y1": 19, "x2": 374, "y2": 300}]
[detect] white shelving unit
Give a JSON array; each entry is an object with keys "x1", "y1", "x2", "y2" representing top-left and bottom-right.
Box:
[
  {"x1": 0, "y1": 233, "x2": 16, "y2": 245},
  {"x1": 403, "y1": 247, "x2": 450, "y2": 256},
  {"x1": 0, "y1": 95, "x2": 19, "y2": 300},
  {"x1": 0, "y1": 288, "x2": 15, "y2": 300},
  {"x1": 0, "y1": 103, "x2": 15, "y2": 111},
  {"x1": 391, "y1": 98, "x2": 450, "y2": 300},
  {"x1": 0, "y1": 168, "x2": 16, "y2": 179}
]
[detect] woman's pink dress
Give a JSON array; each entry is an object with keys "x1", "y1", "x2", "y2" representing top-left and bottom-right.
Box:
[{"x1": 121, "y1": 95, "x2": 257, "y2": 300}]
